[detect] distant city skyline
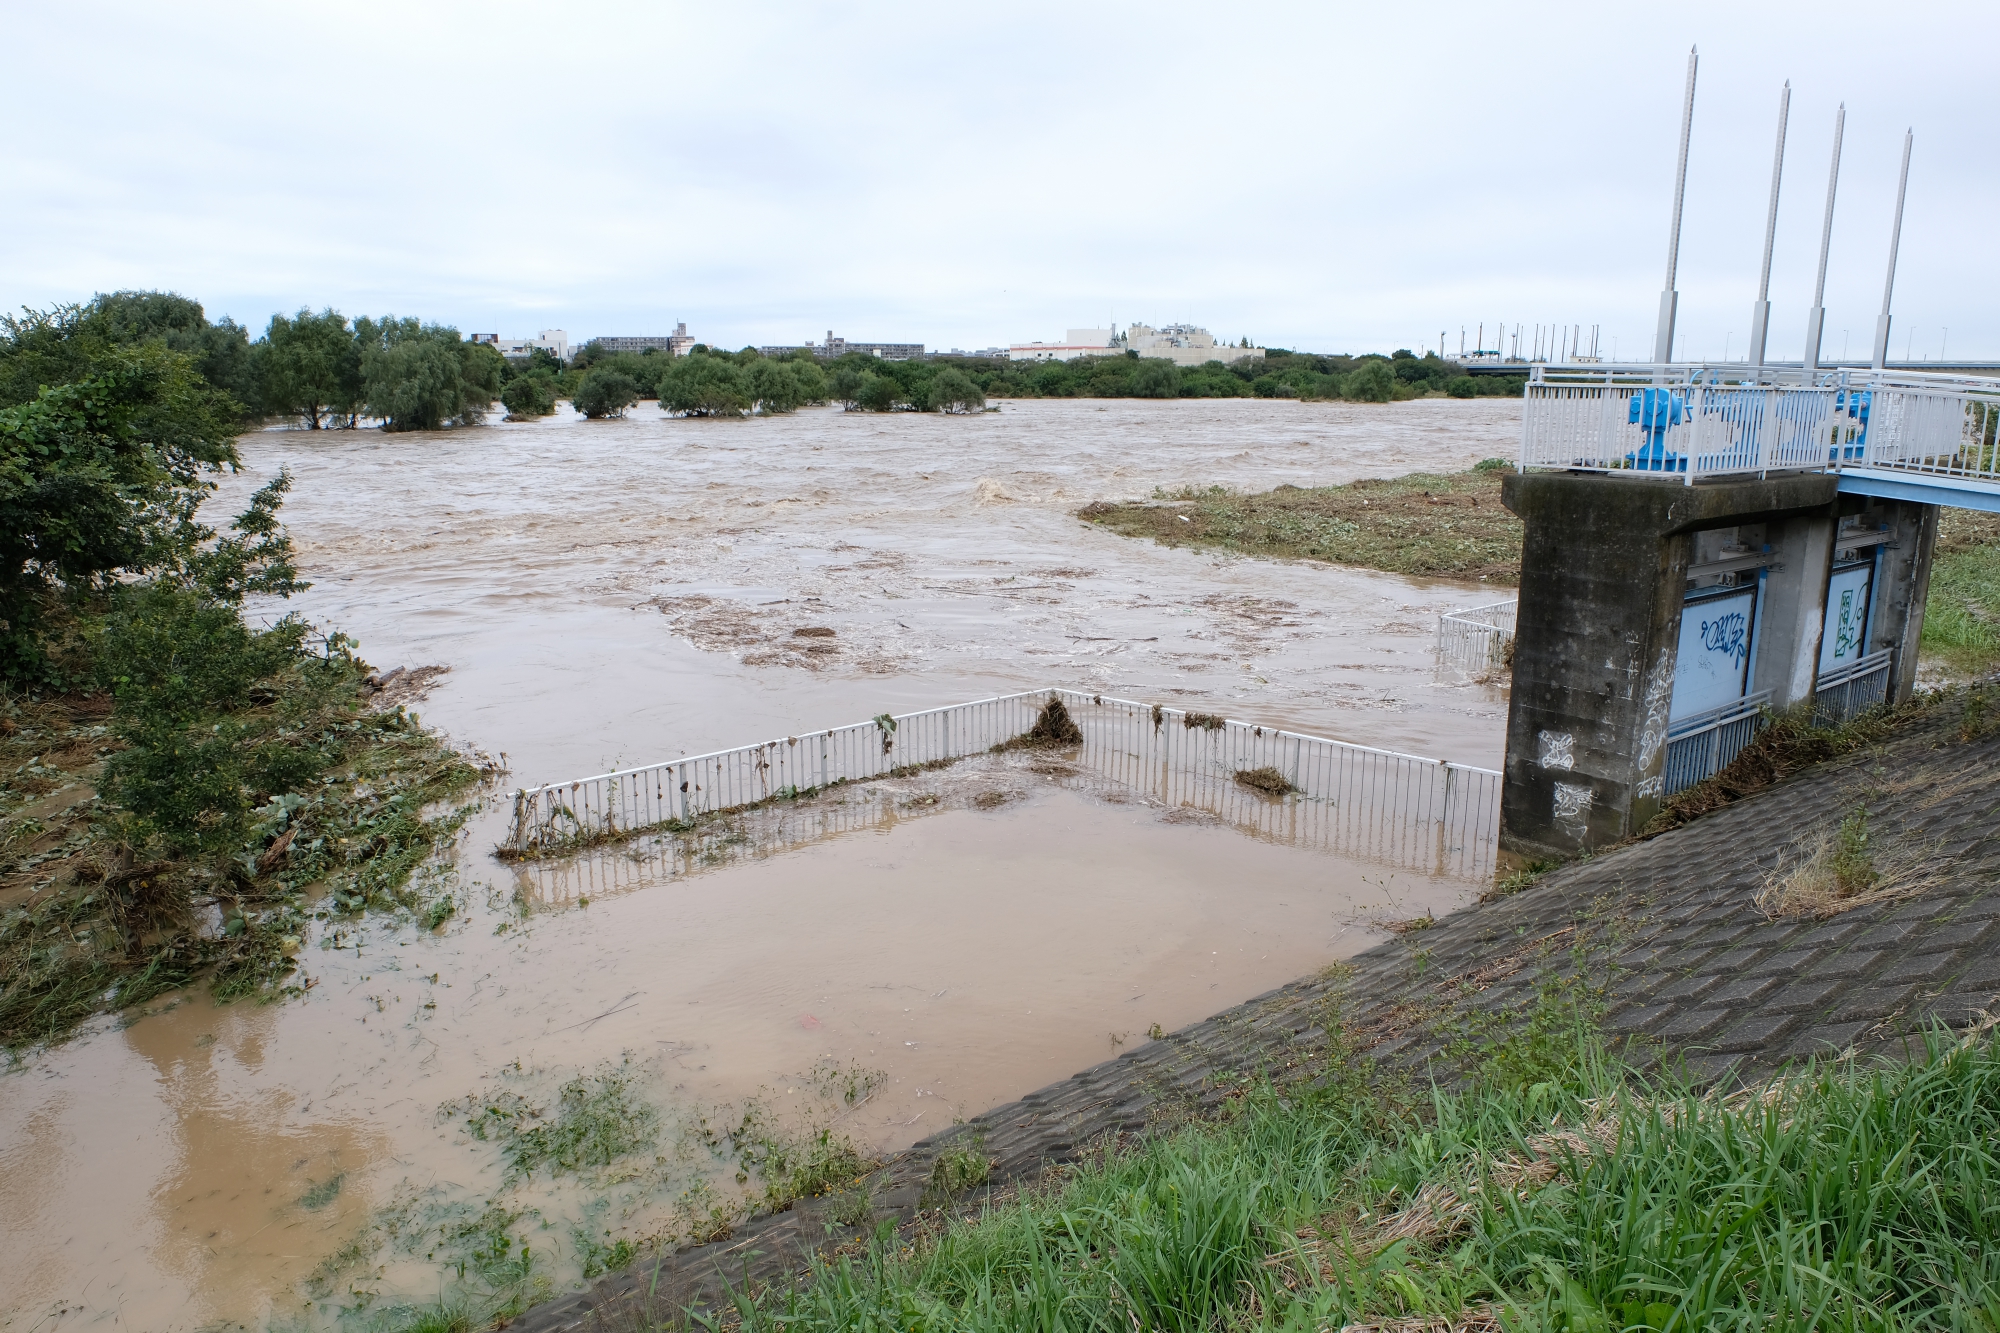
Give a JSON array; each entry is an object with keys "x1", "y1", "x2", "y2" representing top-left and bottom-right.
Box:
[{"x1": 7, "y1": 2, "x2": 1994, "y2": 360}]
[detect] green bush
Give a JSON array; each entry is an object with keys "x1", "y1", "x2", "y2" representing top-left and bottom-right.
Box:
[
  {"x1": 1447, "y1": 375, "x2": 1480, "y2": 398},
  {"x1": 749, "y1": 358, "x2": 827, "y2": 414},
  {"x1": 1344, "y1": 359, "x2": 1398, "y2": 402},
  {"x1": 855, "y1": 372, "x2": 905, "y2": 412},
  {"x1": 1130, "y1": 358, "x2": 1181, "y2": 399},
  {"x1": 930, "y1": 367, "x2": 985, "y2": 414},
  {"x1": 499, "y1": 374, "x2": 557, "y2": 418},
  {"x1": 659, "y1": 354, "x2": 752, "y2": 417},
  {"x1": 572, "y1": 368, "x2": 639, "y2": 419}
]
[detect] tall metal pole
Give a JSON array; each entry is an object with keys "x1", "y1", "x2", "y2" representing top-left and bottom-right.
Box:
[
  {"x1": 1748, "y1": 81, "x2": 1790, "y2": 368},
  {"x1": 1654, "y1": 46, "x2": 1698, "y2": 368},
  {"x1": 1870, "y1": 129, "x2": 1913, "y2": 371},
  {"x1": 1804, "y1": 104, "x2": 1845, "y2": 370}
]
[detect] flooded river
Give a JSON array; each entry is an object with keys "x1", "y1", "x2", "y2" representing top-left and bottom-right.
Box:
[{"x1": 1, "y1": 397, "x2": 1520, "y2": 1330}]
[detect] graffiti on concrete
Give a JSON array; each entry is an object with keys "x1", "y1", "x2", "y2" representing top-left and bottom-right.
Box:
[{"x1": 1537, "y1": 730, "x2": 1575, "y2": 771}]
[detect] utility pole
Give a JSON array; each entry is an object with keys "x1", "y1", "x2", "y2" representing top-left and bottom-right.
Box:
[
  {"x1": 1748, "y1": 81, "x2": 1790, "y2": 368},
  {"x1": 1654, "y1": 46, "x2": 1698, "y2": 368},
  {"x1": 1870, "y1": 129, "x2": 1913, "y2": 371},
  {"x1": 1804, "y1": 104, "x2": 1846, "y2": 371}
]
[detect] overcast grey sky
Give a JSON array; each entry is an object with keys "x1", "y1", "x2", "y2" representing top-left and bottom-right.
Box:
[{"x1": 7, "y1": 1, "x2": 1994, "y2": 359}]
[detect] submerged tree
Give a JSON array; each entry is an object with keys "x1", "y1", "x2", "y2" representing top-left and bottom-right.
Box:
[
  {"x1": 500, "y1": 372, "x2": 560, "y2": 418},
  {"x1": 260, "y1": 308, "x2": 364, "y2": 428},
  {"x1": 749, "y1": 357, "x2": 828, "y2": 414},
  {"x1": 930, "y1": 367, "x2": 985, "y2": 414},
  {"x1": 658, "y1": 353, "x2": 752, "y2": 417},
  {"x1": 357, "y1": 318, "x2": 503, "y2": 431},
  {"x1": 573, "y1": 367, "x2": 640, "y2": 419}
]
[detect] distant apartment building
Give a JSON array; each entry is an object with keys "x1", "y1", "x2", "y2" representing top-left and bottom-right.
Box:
[
  {"x1": 797, "y1": 330, "x2": 924, "y2": 361},
  {"x1": 594, "y1": 323, "x2": 695, "y2": 357},
  {"x1": 472, "y1": 329, "x2": 571, "y2": 363}
]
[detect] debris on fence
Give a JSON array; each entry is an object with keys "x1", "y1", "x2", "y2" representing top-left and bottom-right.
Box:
[{"x1": 1234, "y1": 766, "x2": 1296, "y2": 796}]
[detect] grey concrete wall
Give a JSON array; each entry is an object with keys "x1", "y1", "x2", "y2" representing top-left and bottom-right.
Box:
[
  {"x1": 1499, "y1": 472, "x2": 1841, "y2": 863},
  {"x1": 1752, "y1": 510, "x2": 1836, "y2": 710}
]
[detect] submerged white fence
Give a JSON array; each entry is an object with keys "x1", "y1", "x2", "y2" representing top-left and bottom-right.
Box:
[
  {"x1": 1520, "y1": 363, "x2": 2000, "y2": 488},
  {"x1": 1436, "y1": 600, "x2": 1517, "y2": 676},
  {"x1": 504, "y1": 689, "x2": 1503, "y2": 882}
]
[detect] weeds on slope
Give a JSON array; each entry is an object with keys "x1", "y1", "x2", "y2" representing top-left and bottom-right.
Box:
[{"x1": 668, "y1": 1016, "x2": 2000, "y2": 1333}]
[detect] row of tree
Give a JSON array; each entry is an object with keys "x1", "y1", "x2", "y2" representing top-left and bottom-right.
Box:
[
  {"x1": 507, "y1": 344, "x2": 989, "y2": 420},
  {"x1": 556, "y1": 339, "x2": 1524, "y2": 411},
  {"x1": 14, "y1": 293, "x2": 1521, "y2": 439}
]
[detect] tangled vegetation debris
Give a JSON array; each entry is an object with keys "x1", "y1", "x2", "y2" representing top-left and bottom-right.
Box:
[
  {"x1": 1234, "y1": 765, "x2": 1296, "y2": 795},
  {"x1": 1081, "y1": 462, "x2": 1523, "y2": 583}
]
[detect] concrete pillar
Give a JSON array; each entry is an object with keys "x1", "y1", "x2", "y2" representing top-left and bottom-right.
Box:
[
  {"x1": 1498, "y1": 472, "x2": 1841, "y2": 862},
  {"x1": 1751, "y1": 510, "x2": 1836, "y2": 710}
]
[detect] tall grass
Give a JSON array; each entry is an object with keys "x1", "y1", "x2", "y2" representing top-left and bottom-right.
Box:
[
  {"x1": 1922, "y1": 509, "x2": 2000, "y2": 679},
  {"x1": 686, "y1": 1024, "x2": 2000, "y2": 1332}
]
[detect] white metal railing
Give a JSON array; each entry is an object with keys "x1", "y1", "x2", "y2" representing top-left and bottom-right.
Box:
[
  {"x1": 1661, "y1": 691, "x2": 1771, "y2": 796},
  {"x1": 503, "y1": 689, "x2": 1504, "y2": 882},
  {"x1": 1436, "y1": 600, "x2": 1517, "y2": 676},
  {"x1": 1814, "y1": 648, "x2": 1894, "y2": 726},
  {"x1": 1520, "y1": 363, "x2": 2000, "y2": 489}
]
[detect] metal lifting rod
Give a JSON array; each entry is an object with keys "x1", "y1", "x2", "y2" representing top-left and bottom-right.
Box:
[
  {"x1": 1748, "y1": 82, "x2": 1790, "y2": 369},
  {"x1": 1654, "y1": 46, "x2": 1698, "y2": 370},
  {"x1": 1871, "y1": 129, "x2": 1914, "y2": 371},
  {"x1": 1804, "y1": 104, "x2": 1846, "y2": 370}
]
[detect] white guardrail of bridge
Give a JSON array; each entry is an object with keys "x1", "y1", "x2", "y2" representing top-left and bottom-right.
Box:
[
  {"x1": 503, "y1": 689, "x2": 1503, "y2": 881},
  {"x1": 1519, "y1": 363, "x2": 2000, "y2": 487}
]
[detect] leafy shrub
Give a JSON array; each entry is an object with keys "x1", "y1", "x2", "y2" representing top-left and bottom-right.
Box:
[
  {"x1": 500, "y1": 374, "x2": 557, "y2": 418},
  {"x1": 659, "y1": 354, "x2": 752, "y2": 417},
  {"x1": 854, "y1": 372, "x2": 905, "y2": 412},
  {"x1": 930, "y1": 367, "x2": 985, "y2": 414},
  {"x1": 749, "y1": 358, "x2": 827, "y2": 414},
  {"x1": 1344, "y1": 359, "x2": 1398, "y2": 402},
  {"x1": 572, "y1": 368, "x2": 639, "y2": 419},
  {"x1": 1130, "y1": 358, "x2": 1181, "y2": 399},
  {"x1": 1447, "y1": 375, "x2": 1480, "y2": 398}
]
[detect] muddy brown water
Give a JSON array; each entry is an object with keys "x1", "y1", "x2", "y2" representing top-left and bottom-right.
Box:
[{"x1": 1, "y1": 398, "x2": 1519, "y2": 1329}]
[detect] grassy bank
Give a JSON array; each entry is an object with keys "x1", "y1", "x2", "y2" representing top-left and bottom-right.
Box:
[
  {"x1": 0, "y1": 618, "x2": 487, "y2": 1052},
  {"x1": 1079, "y1": 462, "x2": 1523, "y2": 584},
  {"x1": 1920, "y1": 508, "x2": 2000, "y2": 679},
  {"x1": 620, "y1": 1014, "x2": 2000, "y2": 1331}
]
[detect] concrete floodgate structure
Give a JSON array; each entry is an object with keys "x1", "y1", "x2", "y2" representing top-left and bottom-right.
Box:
[{"x1": 1497, "y1": 470, "x2": 1937, "y2": 861}]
